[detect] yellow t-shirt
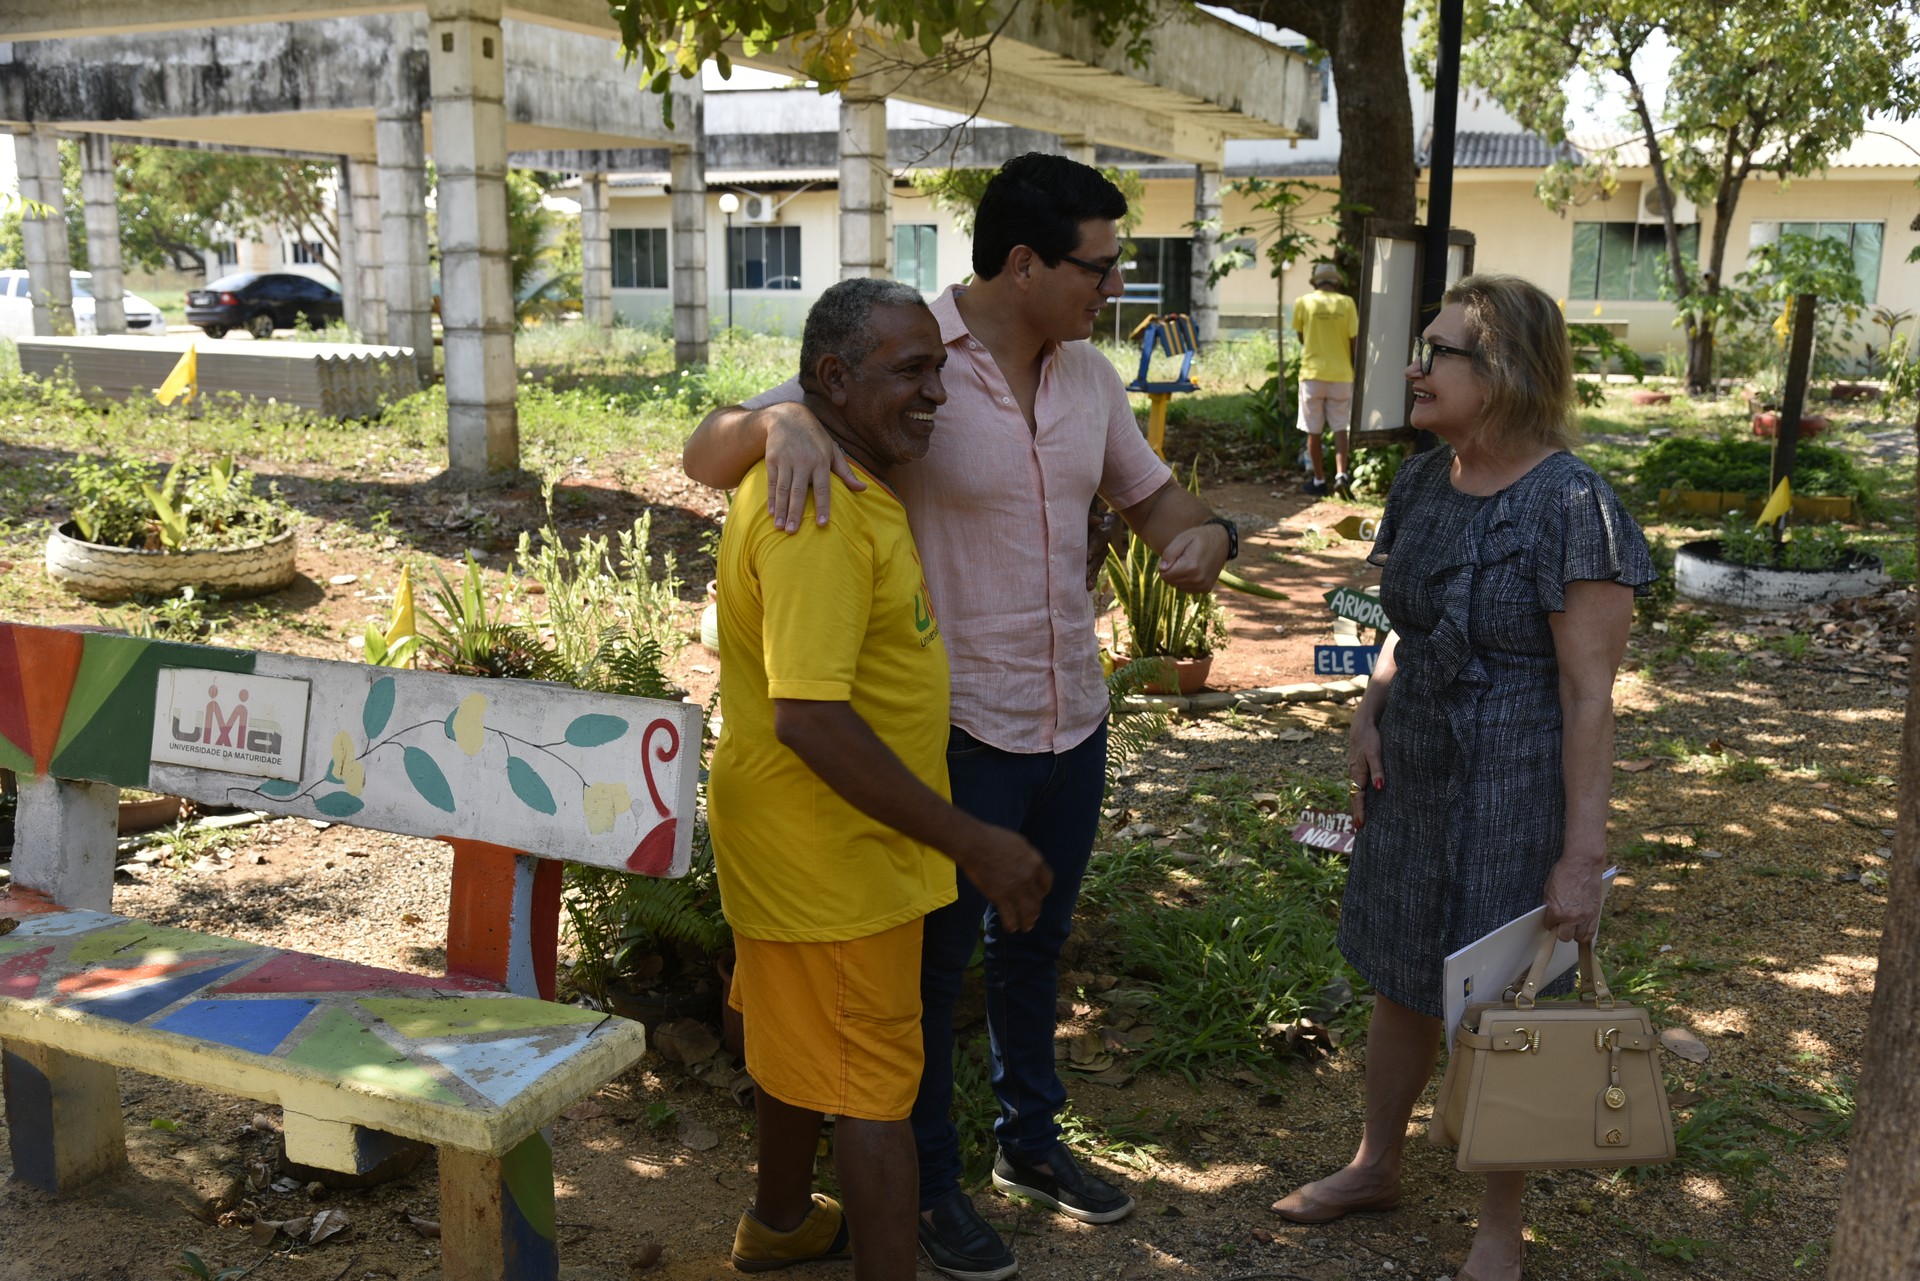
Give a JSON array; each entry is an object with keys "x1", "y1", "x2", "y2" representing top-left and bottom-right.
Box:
[
  {"x1": 708, "y1": 461, "x2": 958, "y2": 943},
  {"x1": 1292, "y1": 289, "x2": 1360, "y2": 382}
]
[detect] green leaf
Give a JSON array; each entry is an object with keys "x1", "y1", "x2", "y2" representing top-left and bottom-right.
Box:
[
  {"x1": 257, "y1": 777, "x2": 302, "y2": 798},
  {"x1": 507, "y1": 756, "x2": 557, "y2": 815},
  {"x1": 403, "y1": 746, "x2": 457, "y2": 813},
  {"x1": 918, "y1": 22, "x2": 944, "y2": 58},
  {"x1": 363, "y1": 676, "x2": 396, "y2": 739},
  {"x1": 313, "y1": 791, "x2": 364, "y2": 818},
  {"x1": 563, "y1": 713, "x2": 629, "y2": 747}
]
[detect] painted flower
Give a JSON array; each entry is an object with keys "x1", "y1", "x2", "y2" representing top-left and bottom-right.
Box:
[
  {"x1": 341, "y1": 758, "x2": 366, "y2": 797},
  {"x1": 582, "y1": 781, "x2": 631, "y2": 835},
  {"x1": 451, "y1": 693, "x2": 488, "y2": 757}
]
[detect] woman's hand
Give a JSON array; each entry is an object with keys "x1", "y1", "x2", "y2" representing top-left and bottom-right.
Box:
[
  {"x1": 765, "y1": 405, "x2": 863, "y2": 531},
  {"x1": 1542, "y1": 857, "x2": 1605, "y2": 942},
  {"x1": 1345, "y1": 711, "x2": 1384, "y2": 828}
]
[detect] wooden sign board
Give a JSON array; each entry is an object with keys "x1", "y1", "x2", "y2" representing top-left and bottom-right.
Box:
[
  {"x1": 1332, "y1": 515, "x2": 1379, "y2": 542},
  {"x1": 1323, "y1": 586, "x2": 1390, "y2": 634},
  {"x1": 1314, "y1": 645, "x2": 1381, "y2": 677},
  {"x1": 1292, "y1": 808, "x2": 1356, "y2": 854}
]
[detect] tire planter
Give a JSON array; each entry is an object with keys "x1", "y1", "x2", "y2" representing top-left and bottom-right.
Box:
[
  {"x1": 1675, "y1": 539, "x2": 1888, "y2": 610},
  {"x1": 1751, "y1": 412, "x2": 1829, "y2": 439},
  {"x1": 46, "y1": 520, "x2": 298, "y2": 602}
]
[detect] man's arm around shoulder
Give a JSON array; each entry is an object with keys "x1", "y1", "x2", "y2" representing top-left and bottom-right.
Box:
[{"x1": 683, "y1": 396, "x2": 865, "y2": 531}]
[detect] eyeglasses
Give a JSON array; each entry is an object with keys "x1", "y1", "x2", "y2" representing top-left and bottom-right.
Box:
[
  {"x1": 1059, "y1": 252, "x2": 1126, "y2": 291},
  {"x1": 1411, "y1": 335, "x2": 1476, "y2": 375}
]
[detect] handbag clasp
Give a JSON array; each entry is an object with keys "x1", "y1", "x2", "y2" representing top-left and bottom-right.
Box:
[
  {"x1": 1510, "y1": 1026, "x2": 1541, "y2": 1054},
  {"x1": 1595, "y1": 1026, "x2": 1621, "y2": 1052}
]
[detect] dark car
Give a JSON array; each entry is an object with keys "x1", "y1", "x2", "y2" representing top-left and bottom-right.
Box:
[{"x1": 186, "y1": 271, "x2": 344, "y2": 339}]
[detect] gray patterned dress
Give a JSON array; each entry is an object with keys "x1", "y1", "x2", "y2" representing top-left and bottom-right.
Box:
[{"x1": 1336, "y1": 447, "x2": 1655, "y2": 1018}]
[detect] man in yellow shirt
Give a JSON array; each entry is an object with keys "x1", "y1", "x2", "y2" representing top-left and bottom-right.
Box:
[
  {"x1": 710, "y1": 277, "x2": 1052, "y2": 1279},
  {"x1": 1293, "y1": 261, "x2": 1361, "y2": 498}
]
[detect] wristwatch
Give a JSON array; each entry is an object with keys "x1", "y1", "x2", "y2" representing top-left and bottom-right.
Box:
[{"x1": 1204, "y1": 515, "x2": 1239, "y2": 561}]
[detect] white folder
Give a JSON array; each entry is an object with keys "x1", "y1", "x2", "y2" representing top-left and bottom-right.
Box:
[{"x1": 1440, "y1": 867, "x2": 1620, "y2": 1047}]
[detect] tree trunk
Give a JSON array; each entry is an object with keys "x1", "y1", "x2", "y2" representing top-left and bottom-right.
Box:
[
  {"x1": 1827, "y1": 414, "x2": 1920, "y2": 1277},
  {"x1": 1327, "y1": 0, "x2": 1419, "y2": 277}
]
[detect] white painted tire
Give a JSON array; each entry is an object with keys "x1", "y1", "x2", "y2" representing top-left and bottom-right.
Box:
[
  {"x1": 1674, "y1": 539, "x2": 1887, "y2": 610},
  {"x1": 46, "y1": 521, "x2": 298, "y2": 602}
]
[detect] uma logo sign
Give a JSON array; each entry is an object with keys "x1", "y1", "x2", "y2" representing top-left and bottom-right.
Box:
[{"x1": 150, "y1": 668, "x2": 311, "y2": 781}]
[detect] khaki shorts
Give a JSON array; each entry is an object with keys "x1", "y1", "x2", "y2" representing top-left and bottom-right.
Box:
[
  {"x1": 1299, "y1": 378, "x2": 1354, "y2": 433},
  {"x1": 729, "y1": 917, "x2": 925, "y2": 1121}
]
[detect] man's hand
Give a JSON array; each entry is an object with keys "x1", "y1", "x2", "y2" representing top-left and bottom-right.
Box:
[
  {"x1": 954, "y1": 823, "x2": 1054, "y2": 933},
  {"x1": 763, "y1": 402, "x2": 864, "y2": 532},
  {"x1": 1155, "y1": 521, "x2": 1231, "y2": 592}
]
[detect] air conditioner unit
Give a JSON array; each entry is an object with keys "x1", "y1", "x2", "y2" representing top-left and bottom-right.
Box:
[
  {"x1": 740, "y1": 193, "x2": 778, "y2": 224},
  {"x1": 1639, "y1": 185, "x2": 1697, "y2": 225}
]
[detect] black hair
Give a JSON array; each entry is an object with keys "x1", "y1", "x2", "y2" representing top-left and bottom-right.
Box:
[
  {"x1": 798, "y1": 277, "x2": 931, "y2": 391},
  {"x1": 971, "y1": 152, "x2": 1128, "y2": 280}
]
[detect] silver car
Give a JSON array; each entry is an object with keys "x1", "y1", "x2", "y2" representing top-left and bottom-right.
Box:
[{"x1": 0, "y1": 269, "x2": 169, "y2": 338}]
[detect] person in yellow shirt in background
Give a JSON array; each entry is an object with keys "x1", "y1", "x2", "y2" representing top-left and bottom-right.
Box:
[
  {"x1": 710, "y1": 276, "x2": 1053, "y2": 1279},
  {"x1": 1294, "y1": 261, "x2": 1361, "y2": 498}
]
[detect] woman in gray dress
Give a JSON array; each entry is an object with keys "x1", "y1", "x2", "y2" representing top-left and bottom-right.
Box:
[{"x1": 1271, "y1": 274, "x2": 1654, "y2": 1281}]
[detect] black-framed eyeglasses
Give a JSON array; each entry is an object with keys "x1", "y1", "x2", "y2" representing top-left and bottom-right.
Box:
[
  {"x1": 1059, "y1": 252, "x2": 1126, "y2": 291},
  {"x1": 1412, "y1": 335, "x2": 1476, "y2": 374}
]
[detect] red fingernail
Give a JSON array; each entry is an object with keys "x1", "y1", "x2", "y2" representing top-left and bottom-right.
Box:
[{"x1": 1374, "y1": 777, "x2": 1384, "y2": 790}]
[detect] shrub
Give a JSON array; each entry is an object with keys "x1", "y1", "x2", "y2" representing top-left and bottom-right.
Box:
[{"x1": 1636, "y1": 437, "x2": 1879, "y2": 516}]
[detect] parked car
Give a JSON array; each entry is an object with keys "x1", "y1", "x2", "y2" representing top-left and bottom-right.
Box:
[
  {"x1": 186, "y1": 271, "x2": 344, "y2": 339},
  {"x1": 0, "y1": 269, "x2": 168, "y2": 338}
]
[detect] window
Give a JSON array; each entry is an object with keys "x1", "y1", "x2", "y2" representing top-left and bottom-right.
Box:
[
  {"x1": 612, "y1": 227, "x2": 670, "y2": 289},
  {"x1": 289, "y1": 240, "x2": 326, "y2": 266},
  {"x1": 1568, "y1": 222, "x2": 1698, "y2": 301},
  {"x1": 895, "y1": 225, "x2": 939, "y2": 293},
  {"x1": 1749, "y1": 221, "x2": 1884, "y2": 304},
  {"x1": 1121, "y1": 237, "x2": 1193, "y2": 313},
  {"x1": 728, "y1": 225, "x2": 803, "y2": 290},
  {"x1": 217, "y1": 241, "x2": 239, "y2": 268}
]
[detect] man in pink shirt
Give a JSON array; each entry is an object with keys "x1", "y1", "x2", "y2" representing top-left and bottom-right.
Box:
[{"x1": 684, "y1": 154, "x2": 1237, "y2": 1281}]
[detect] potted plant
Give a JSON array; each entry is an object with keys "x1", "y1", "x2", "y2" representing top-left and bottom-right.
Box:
[
  {"x1": 1676, "y1": 512, "x2": 1887, "y2": 609},
  {"x1": 47, "y1": 454, "x2": 296, "y2": 601},
  {"x1": 1103, "y1": 468, "x2": 1229, "y2": 696}
]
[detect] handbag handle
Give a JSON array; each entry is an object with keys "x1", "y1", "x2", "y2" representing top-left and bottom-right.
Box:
[{"x1": 1514, "y1": 929, "x2": 1616, "y2": 1010}]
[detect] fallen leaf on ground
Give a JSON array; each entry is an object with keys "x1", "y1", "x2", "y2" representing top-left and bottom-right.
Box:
[
  {"x1": 562, "y1": 1100, "x2": 605, "y2": 1121},
  {"x1": 679, "y1": 1119, "x2": 721, "y2": 1152},
  {"x1": 1660, "y1": 1027, "x2": 1711, "y2": 1063},
  {"x1": 1615, "y1": 759, "x2": 1657, "y2": 773},
  {"x1": 309, "y1": 1208, "x2": 350, "y2": 1243},
  {"x1": 653, "y1": 1018, "x2": 721, "y2": 1066},
  {"x1": 401, "y1": 1211, "x2": 440, "y2": 1239},
  {"x1": 1667, "y1": 1089, "x2": 1703, "y2": 1108}
]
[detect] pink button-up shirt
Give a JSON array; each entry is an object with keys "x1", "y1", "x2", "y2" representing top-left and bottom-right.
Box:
[{"x1": 745, "y1": 285, "x2": 1170, "y2": 754}]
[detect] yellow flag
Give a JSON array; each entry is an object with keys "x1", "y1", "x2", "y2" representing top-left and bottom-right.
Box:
[
  {"x1": 1754, "y1": 476, "x2": 1792, "y2": 527},
  {"x1": 154, "y1": 344, "x2": 196, "y2": 406},
  {"x1": 384, "y1": 565, "x2": 418, "y2": 667}
]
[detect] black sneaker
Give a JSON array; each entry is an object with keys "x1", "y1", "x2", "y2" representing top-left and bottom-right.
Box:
[
  {"x1": 919, "y1": 1190, "x2": 1018, "y2": 1281},
  {"x1": 992, "y1": 1143, "x2": 1135, "y2": 1224},
  {"x1": 1303, "y1": 477, "x2": 1330, "y2": 497},
  {"x1": 1333, "y1": 471, "x2": 1354, "y2": 500}
]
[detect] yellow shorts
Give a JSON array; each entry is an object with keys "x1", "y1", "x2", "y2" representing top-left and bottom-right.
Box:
[{"x1": 729, "y1": 916, "x2": 925, "y2": 1122}]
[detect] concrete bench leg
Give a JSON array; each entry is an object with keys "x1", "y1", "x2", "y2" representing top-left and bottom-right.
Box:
[
  {"x1": 3, "y1": 1043, "x2": 127, "y2": 1192},
  {"x1": 439, "y1": 1131, "x2": 559, "y2": 1281}
]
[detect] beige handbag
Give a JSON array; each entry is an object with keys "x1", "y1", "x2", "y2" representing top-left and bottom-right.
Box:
[{"x1": 1430, "y1": 930, "x2": 1676, "y2": 1172}]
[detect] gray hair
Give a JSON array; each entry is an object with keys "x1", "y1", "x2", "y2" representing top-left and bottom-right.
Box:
[{"x1": 798, "y1": 278, "x2": 932, "y2": 389}]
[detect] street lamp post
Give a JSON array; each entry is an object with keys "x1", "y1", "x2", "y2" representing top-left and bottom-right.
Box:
[{"x1": 717, "y1": 192, "x2": 739, "y2": 334}]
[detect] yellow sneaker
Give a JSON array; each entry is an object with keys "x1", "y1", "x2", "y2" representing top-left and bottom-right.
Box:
[{"x1": 731, "y1": 1193, "x2": 853, "y2": 1272}]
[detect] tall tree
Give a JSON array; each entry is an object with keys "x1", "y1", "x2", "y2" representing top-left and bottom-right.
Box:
[
  {"x1": 605, "y1": 0, "x2": 1419, "y2": 274},
  {"x1": 1459, "y1": 0, "x2": 1920, "y2": 392}
]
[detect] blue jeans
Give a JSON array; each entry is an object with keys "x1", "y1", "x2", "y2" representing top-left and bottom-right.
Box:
[{"x1": 913, "y1": 720, "x2": 1108, "y2": 1209}]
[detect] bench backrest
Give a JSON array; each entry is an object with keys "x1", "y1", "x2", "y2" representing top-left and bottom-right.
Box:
[
  {"x1": 1125, "y1": 312, "x2": 1200, "y2": 392},
  {"x1": 0, "y1": 622, "x2": 701, "y2": 876}
]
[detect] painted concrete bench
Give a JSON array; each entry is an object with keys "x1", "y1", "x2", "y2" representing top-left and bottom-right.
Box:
[{"x1": 0, "y1": 622, "x2": 701, "y2": 1280}]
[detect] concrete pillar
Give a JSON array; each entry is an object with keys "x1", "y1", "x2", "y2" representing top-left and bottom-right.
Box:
[
  {"x1": 427, "y1": 0, "x2": 518, "y2": 477},
  {"x1": 77, "y1": 134, "x2": 125, "y2": 335},
  {"x1": 1059, "y1": 133, "x2": 1097, "y2": 167},
  {"x1": 1190, "y1": 162, "x2": 1223, "y2": 345},
  {"x1": 15, "y1": 128, "x2": 75, "y2": 337},
  {"x1": 579, "y1": 171, "x2": 613, "y2": 329},
  {"x1": 669, "y1": 143, "x2": 709, "y2": 365},
  {"x1": 343, "y1": 157, "x2": 386, "y2": 339},
  {"x1": 838, "y1": 92, "x2": 890, "y2": 280},
  {"x1": 336, "y1": 162, "x2": 363, "y2": 333},
  {"x1": 377, "y1": 50, "x2": 435, "y2": 382}
]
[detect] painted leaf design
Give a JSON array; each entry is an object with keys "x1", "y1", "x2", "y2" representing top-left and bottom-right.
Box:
[
  {"x1": 444, "y1": 708, "x2": 458, "y2": 740},
  {"x1": 507, "y1": 756, "x2": 557, "y2": 815},
  {"x1": 403, "y1": 746, "x2": 457, "y2": 813},
  {"x1": 257, "y1": 777, "x2": 302, "y2": 798},
  {"x1": 313, "y1": 791, "x2": 364, "y2": 818},
  {"x1": 363, "y1": 676, "x2": 396, "y2": 739},
  {"x1": 563, "y1": 714, "x2": 629, "y2": 748}
]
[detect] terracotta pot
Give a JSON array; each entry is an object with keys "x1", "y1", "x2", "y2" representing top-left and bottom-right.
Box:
[
  {"x1": 46, "y1": 520, "x2": 297, "y2": 602},
  {"x1": 1751, "y1": 412, "x2": 1828, "y2": 439},
  {"x1": 1628, "y1": 390, "x2": 1672, "y2": 406},
  {"x1": 119, "y1": 795, "x2": 187, "y2": 834},
  {"x1": 1828, "y1": 382, "x2": 1875, "y2": 403},
  {"x1": 1138, "y1": 654, "x2": 1213, "y2": 696}
]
